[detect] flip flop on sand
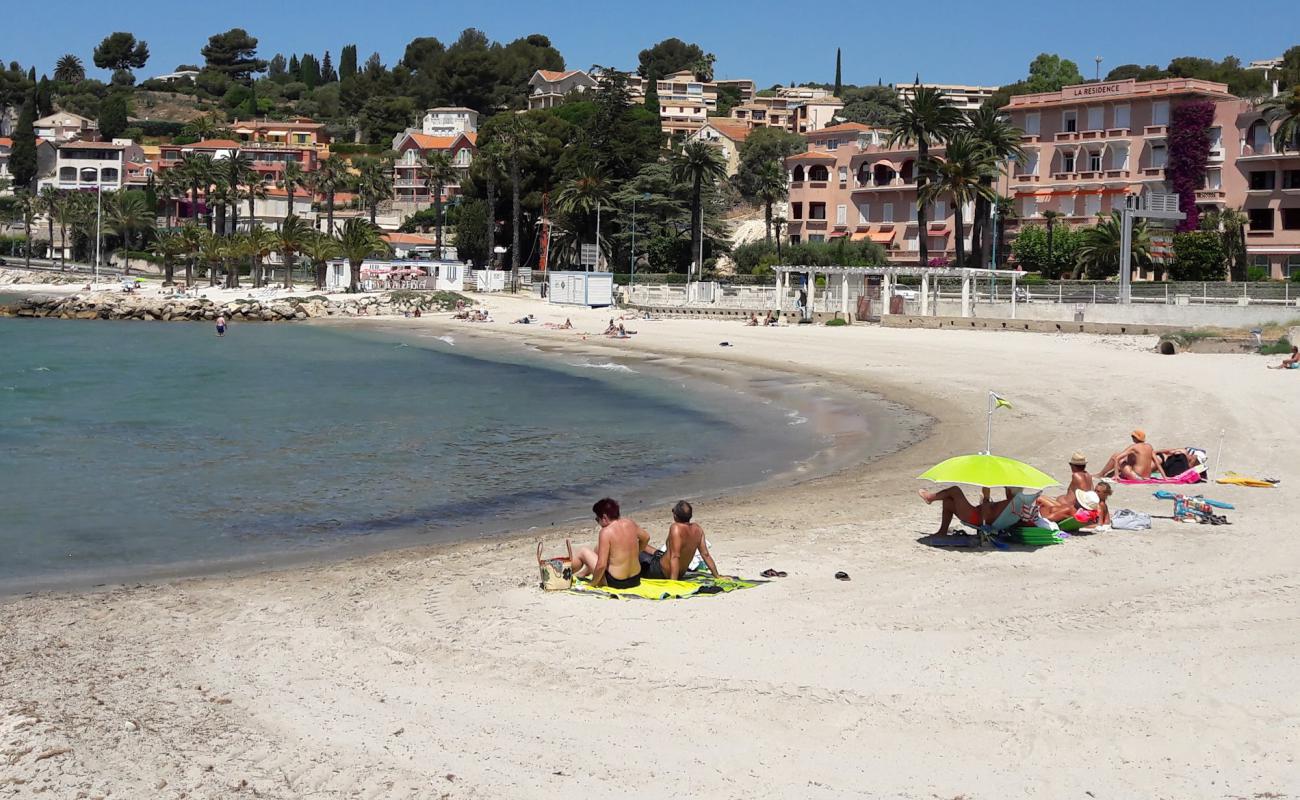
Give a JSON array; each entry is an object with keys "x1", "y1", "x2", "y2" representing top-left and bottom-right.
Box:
[
  {"x1": 760, "y1": 569, "x2": 788, "y2": 578},
  {"x1": 835, "y1": 571, "x2": 851, "y2": 581}
]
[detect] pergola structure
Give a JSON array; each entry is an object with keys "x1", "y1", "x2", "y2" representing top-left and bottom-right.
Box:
[{"x1": 771, "y1": 264, "x2": 1029, "y2": 319}]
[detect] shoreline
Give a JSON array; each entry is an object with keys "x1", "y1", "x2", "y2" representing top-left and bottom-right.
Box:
[
  {"x1": 0, "y1": 317, "x2": 923, "y2": 597},
  {"x1": 3, "y1": 292, "x2": 1296, "y2": 798}
]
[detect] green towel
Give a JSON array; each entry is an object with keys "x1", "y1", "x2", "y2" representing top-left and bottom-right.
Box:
[{"x1": 568, "y1": 572, "x2": 761, "y2": 600}]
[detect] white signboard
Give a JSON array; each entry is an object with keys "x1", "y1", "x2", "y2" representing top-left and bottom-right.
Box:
[{"x1": 580, "y1": 244, "x2": 599, "y2": 267}]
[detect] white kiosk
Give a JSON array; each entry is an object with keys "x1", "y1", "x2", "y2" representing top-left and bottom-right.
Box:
[{"x1": 547, "y1": 272, "x2": 614, "y2": 307}]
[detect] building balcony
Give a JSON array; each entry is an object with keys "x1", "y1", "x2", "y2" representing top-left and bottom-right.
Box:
[
  {"x1": 1020, "y1": 133, "x2": 1040, "y2": 143},
  {"x1": 1105, "y1": 128, "x2": 1131, "y2": 138},
  {"x1": 1144, "y1": 125, "x2": 1168, "y2": 137},
  {"x1": 1051, "y1": 172, "x2": 1076, "y2": 181},
  {"x1": 805, "y1": 219, "x2": 828, "y2": 230},
  {"x1": 1054, "y1": 131, "x2": 1079, "y2": 142},
  {"x1": 1079, "y1": 130, "x2": 1103, "y2": 141},
  {"x1": 395, "y1": 179, "x2": 425, "y2": 188},
  {"x1": 1141, "y1": 167, "x2": 1164, "y2": 177},
  {"x1": 1076, "y1": 170, "x2": 1102, "y2": 181},
  {"x1": 1196, "y1": 189, "x2": 1227, "y2": 202},
  {"x1": 1103, "y1": 169, "x2": 1131, "y2": 179},
  {"x1": 1015, "y1": 174, "x2": 1040, "y2": 183},
  {"x1": 808, "y1": 181, "x2": 828, "y2": 189}
]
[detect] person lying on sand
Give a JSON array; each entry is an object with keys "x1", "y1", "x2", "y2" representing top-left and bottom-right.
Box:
[
  {"x1": 1099, "y1": 430, "x2": 1160, "y2": 480},
  {"x1": 918, "y1": 486, "x2": 1015, "y2": 535},
  {"x1": 1267, "y1": 346, "x2": 1299, "y2": 369},
  {"x1": 511, "y1": 314, "x2": 535, "y2": 324},
  {"x1": 1153, "y1": 447, "x2": 1204, "y2": 477},
  {"x1": 572, "y1": 498, "x2": 651, "y2": 589},
  {"x1": 638, "y1": 501, "x2": 719, "y2": 581}
]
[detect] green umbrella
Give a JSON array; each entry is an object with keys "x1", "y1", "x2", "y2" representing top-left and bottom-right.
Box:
[{"x1": 918, "y1": 454, "x2": 1059, "y2": 491}]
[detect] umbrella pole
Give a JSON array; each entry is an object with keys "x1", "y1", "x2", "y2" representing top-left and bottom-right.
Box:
[{"x1": 985, "y1": 392, "x2": 994, "y2": 455}]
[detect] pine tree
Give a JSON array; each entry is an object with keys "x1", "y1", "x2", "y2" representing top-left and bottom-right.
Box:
[
  {"x1": 834, "y1": 49, "x2": 842, "y2": 97},
  {"x1": 339, "y1": 44, "x2": 357, "y2": 80},
  {"x1": 300, "y1": 53, "x2": 320, "y2": 88},
  {"x1": 321, "y1": 50, "x2": 337, "y2": 82},
  {"x1": 10, "y1": 91, "x2": 38, "y2": 191}
]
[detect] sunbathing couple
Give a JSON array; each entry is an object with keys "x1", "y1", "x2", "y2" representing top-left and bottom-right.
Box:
[
  {"x1": 744, "y1": 312, "x2": 780, "y2": 327},
  {"x1": 1098, "y1": 429, "x2": 1203, "y2": 480},
  {"x1": 573, "y1": 498, "x2": 719, "y2": 589},
  {"x1": 603, "y1": 320, "x2": 635, "y2": 338},
  {"x1": 919, "y1": 452, "x2": 1112, "y2": 535}
]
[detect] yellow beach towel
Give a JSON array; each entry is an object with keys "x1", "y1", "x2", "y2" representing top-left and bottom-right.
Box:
[
  {"x1": 568, "y1": 574, "x2": 760, "y2": 600},
  {"x1": 1215, "y1": 472, "x2": 1277, "y2": 488}
]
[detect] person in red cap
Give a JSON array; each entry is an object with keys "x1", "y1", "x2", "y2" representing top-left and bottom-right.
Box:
[{"x1": 1099, "y1": 430, "x2": 1160, "y2": 480}]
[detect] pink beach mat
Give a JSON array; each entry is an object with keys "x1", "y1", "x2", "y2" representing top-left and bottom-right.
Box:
[{"x1": 1113, "y1": 468, "x2": 1203, "y2": 486}]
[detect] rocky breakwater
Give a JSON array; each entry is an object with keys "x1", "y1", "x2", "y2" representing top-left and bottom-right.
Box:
[
  {"x1": 0, "y1": 267, "x2": 87, "y2": 285},
  {"x1": 1, "y1": 290, "x2": 465, "y2": 322}
]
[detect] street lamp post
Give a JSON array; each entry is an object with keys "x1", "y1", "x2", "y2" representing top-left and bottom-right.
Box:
[{"x1": 94, "y1": 187, "x2": 102, "y2": 285}]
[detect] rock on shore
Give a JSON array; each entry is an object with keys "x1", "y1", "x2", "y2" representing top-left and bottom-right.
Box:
[{"x1": 0, "y1": 290, "x2": 465, "y2": 322}]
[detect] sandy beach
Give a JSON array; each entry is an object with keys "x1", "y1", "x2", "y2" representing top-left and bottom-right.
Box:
[{"x1": 2, "y1": 292, "x2": 1298, "y2": 799}]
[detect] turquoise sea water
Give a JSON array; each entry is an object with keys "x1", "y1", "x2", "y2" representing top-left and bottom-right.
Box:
[{"x1": 0, "y1": 318, "x2": 825, "y2": 591}]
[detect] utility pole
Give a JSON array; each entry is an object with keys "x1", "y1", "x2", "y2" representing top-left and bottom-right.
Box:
[
  {"x1": 630, "y1": 196, "x2": 637, "y2": 289},
  {"x1": 594, "y1": 200, "x2": 601, "y2": 273}
]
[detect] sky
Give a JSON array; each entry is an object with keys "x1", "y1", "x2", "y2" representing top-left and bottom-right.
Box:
[{"x1": 4, "y1": 0, "x2": 1297, "y2": 89}]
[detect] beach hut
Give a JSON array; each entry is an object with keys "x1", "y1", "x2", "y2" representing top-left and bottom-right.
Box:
[{"x1": 548, "y1": 272, "x2": 614, "y2": 308}]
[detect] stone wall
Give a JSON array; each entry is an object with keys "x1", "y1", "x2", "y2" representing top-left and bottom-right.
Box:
[{"x1": 1, "y1": 292, "x2": 458, "y2": 322}]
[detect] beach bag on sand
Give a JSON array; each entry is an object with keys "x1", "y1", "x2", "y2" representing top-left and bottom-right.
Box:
[
  {"x1": 537, "y1": 540, "x2": 574, "y2": 591},
  {"x1": 1111, "y1": 509, "x2": 1152, "y2": 530}
]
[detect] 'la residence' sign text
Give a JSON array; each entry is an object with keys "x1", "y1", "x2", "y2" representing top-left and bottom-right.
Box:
[{"x1": 1068, "y1": 83, "x2": 1127, "y2": 98}]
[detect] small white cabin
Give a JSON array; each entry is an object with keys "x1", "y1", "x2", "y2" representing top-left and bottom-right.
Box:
[
  {"x1": 547, "y1": 271, "x2": 613, "y2": 307},
  {"x1": 325, "y1": 259, "x2": 466, "y2": 292}
]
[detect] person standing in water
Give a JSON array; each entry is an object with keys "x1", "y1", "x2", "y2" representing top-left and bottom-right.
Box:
[{"x1": 215, "y1": 315, "x2": 227, "y2": 337}]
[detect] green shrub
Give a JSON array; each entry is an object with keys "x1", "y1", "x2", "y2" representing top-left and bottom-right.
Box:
[
  {"x1": 1259, "y1": 336, "x2": 1292, "y2": 355},
  {"x1": 1247, "y1": 266, "x2": 1271, "y2": 282},
  {"x1": 824, "y1": 317, "x2": 848, "y2": 326}
]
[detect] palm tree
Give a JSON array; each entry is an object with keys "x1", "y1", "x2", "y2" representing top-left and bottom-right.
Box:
[
  {"x1": 917, "y1": 133, "x2": 999, "y2": 268},
  {"x1": 1259, "y1": 86, "x2": 1300, "y2": 154},
  {"x1": 54, "y1": 54, "x2": 85, "y2": 84},
  {"x1": 302, "y1": 230, "x2": 341, "y2": 289},
  {"x1": 53, "y1": 190, "x2": 78, "y2": 270},
  {"x1": 485, "y1": 115, "x2": 544, "y2": 284},
  {"x1": 216, "y1": 153, "x2": 257, "y2": 235},
  {"x1": 153, "y1": 229, "x2": 186, "y2": 286},
  {"x1": 179, "y1": 152, "x2": 216, "y2": 228},
  {"x1": 419, "y1": 151, "x2": 458, "y2": 259},
  {"x1": 180, "y1": 223, "x2": 205, "y2": 287},
  {"x1": 17, "y1": 190, "x2": 35, "y2": 269},
  {"x1": 336, "y1": 218, "x2": 387, "y2": 292},
  {"x1": 107, "y1": 192, "x2": 154, "y2": 275},
  {"x1": 1074, "y1": 211, "x2": 1152, "y2": 280},
  {"x1": 309, "y1": 157, "x2": 342, "y2": 237},
  {"x1": 751, "y1": 160, "x2": 788, "y2": 244},
  {"x1": 555, "y1": 167, "x2": 612, "y2": 267},
  {"x1": 247, "y1": 227, "x2": 277, "y2": 288},
  {"x1": 274, "y1": 215, "x2": 310, "y2": 290},
  {"x1": 887, "y1": 84, "x2": 963, "y2": 266},
  {"x1": 158, "y1": 168, "x2": 188, "y2": 228},
  {"x1": 197, "y1": 229, "x2": 225, "y2": 286},
  {"x1": 279, "y1": 161, "x2": 306, "y2": 229},
  {"x1": 37, "y1": 186, "x2": 63, "y2": 267},
  {"x1": 357, "y1": 156, "x2": 394, "y2": 225},
  {"x1": 670, "y1": 139, "x2": 727, "y2": 278},
  {"x1": 964, "y1": 105, "x2": 1024, "y2": 266}
]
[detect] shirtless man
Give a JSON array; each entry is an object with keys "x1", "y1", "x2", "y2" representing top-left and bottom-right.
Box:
[
  {"x1": 1099, "y1": 430, "x2": 1160, "y2": 480},
  {"x1": 639, "y1": 501, "x2": 719, "y2": 581},
  {"x1": 1267, "y1": 345, "x2": 1299, "y2": 369},
  {"x1": 1037, "y1": 452, "x2": 1094, "y2": 519},
  {"x1": 918, "y1": 486, "x2": 1015, "y2": 535},
  {"x1": 571, "y1": 498, "x2": 650, "y2": 589}
]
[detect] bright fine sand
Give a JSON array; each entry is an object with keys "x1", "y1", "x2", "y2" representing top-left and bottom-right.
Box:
[{"x1": 3, "y1": 293, "x2": 1298, "y2": 799}]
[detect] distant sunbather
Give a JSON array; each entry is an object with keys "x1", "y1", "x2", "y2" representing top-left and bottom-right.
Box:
[
  {"x1": 572, "y1": 498, "x2": 651, "y2": 589},
  {"x1": 918, "y1": 486, "x2": 1014, "y2": 535},
  {"x1": 1099, "y1": 430, "x2": 1160, "y2": 480},
  {"x1": 1268, "y1": 346, "x2": 1299, "y2": 369},
  {"x1": 745, "y1": 314, "x2": 759, "y2": 326},
  {"x1": 639, "y1": 500, "x2": 719, "y2": 581}
]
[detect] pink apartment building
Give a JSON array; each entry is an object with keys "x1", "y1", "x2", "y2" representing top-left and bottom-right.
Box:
[
  {"x1": 786, "y1": 78, "x2": 1300, "y2": 277},
  {"x1": 786, "y1": 122, "x2": 970, "y2": 262}
]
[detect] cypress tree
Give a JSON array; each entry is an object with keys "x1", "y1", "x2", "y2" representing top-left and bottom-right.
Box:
[
  {"x1": 321, "y1": 50, "x2": 336, "y2": 82},
  {"x1": 36, "y1": 76, "x2": 52, "y2": 117},
  {"x1": 10, "y1": 90, "x2": 38, "y2": 191},
  {"x1": 288, "y1": 53, "x2": 300, "y2": 78},
  {"x1": 27, "y1": 66, "x2": 36, "y2": 83},
  {"x1": 834, "y1": 48, "x2": 842, "y2": 97},
  {"x1": 339, "y1": 44, "x2": 357, "y2": 80}
]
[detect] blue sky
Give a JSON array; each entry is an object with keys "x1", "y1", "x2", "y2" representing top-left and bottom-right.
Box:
[{"x1": 6, "y1": 0, "x2": 1297, "y2": 89}]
